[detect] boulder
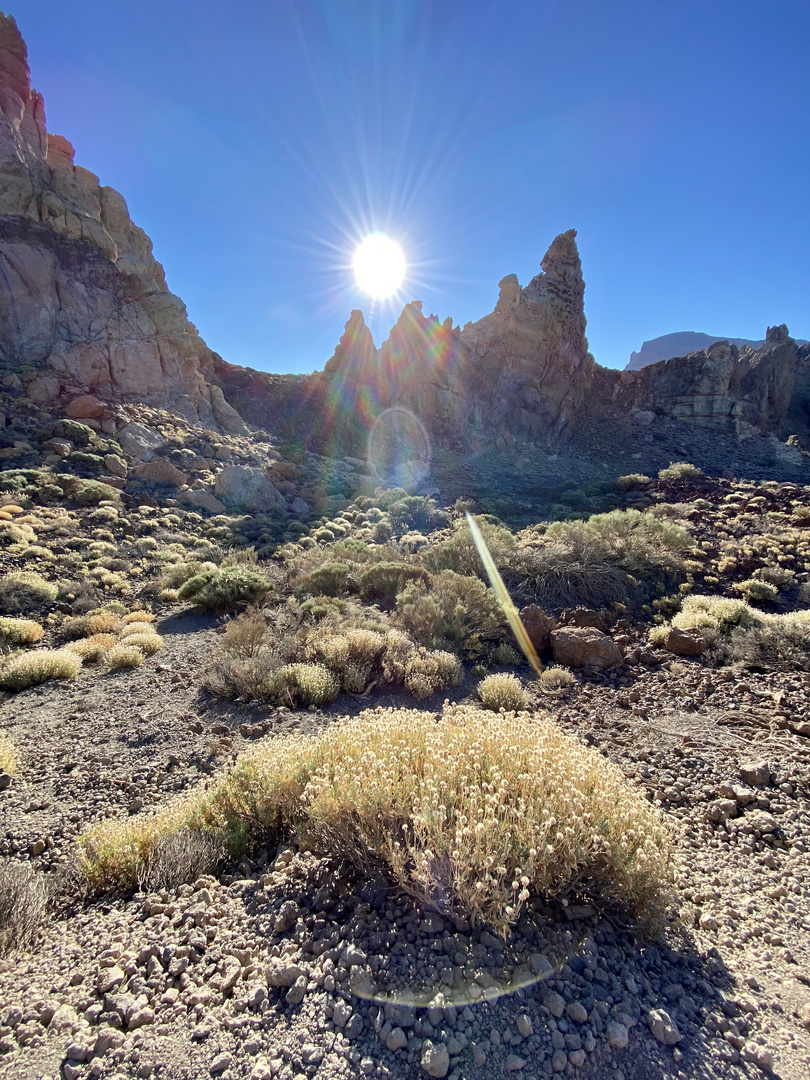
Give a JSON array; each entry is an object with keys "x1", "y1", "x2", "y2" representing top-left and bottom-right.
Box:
[
  {"x1": 551, "y1": 627, "x2": 623, "y2": 670},
  {"x1": 132, "y1": 458, "x2": 187, "y2": 487},
  {"x1": 519, "y1": 605, "x2": 555, "y2": 654},
  {"x1": 26, "y1": 374, "x2": 60, "y2": 403},
  {"x1": 117, "y1": 422, "x2": 165, "y2": 461},
  {"x1": 665, "y1": 626, "x2": 705, "y2": 657},
  {"x1": 214, "y1": 465, "x2": 284, "y2": 512},
  {"x1": 179, "y1": 488, "x2": 227, "y2": 515},
  {"x1": 42, "y1": 438, "x2": 72, "y2": 457},
  {"x1": 104, "y1": 454, "x2": 127, "y2": 478},
  {"x1": 65, "y1": 394, "x2": 105, "y2": 419}
]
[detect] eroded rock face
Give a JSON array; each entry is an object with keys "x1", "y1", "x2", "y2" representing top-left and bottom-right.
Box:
[{"x1": 0, "y1": 14, "x2": 242, "y2": 431}]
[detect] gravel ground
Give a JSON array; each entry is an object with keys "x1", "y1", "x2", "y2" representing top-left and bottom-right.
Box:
[{"x1": 1, "y1": 616, "x2": 810, "y2": 1080}]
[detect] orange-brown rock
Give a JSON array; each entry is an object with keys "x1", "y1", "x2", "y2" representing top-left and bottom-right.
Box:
[
  {"x1": 519, "y1": 605, "x2": 556, "y2": 655},
  {"x1": 665, "y1": 626, "x2": 705, "y2": 657},
  {"x1": 551, "y1": 627, "x2": 623, "y2": 670}
]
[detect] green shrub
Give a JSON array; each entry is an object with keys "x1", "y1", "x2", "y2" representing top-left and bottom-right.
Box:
[
  {"x1": 45, "y1": 419, "x2": 93, "y2": 447},
  {"x1": 0, "y1": 617, "x2": 44, "y2": 645},
  {"x1": 658, "y1": 462, "x2": 704, "y2": 481},
  {"x1": 178, "y1": 566, "x2": 274, "y2": 613},
  {"x1": 478, "y1": 673, "x2": 528, "y2": 712},
  {"x1": 396, "y1": 569, "x2": 502, "y2": 654},
  {"x1": 489, "y1": 643, "x2": 522, "y2": 666},
  {"x1": 540, "y1": 666, "x2": 577, "y2": 690},
  {"x1": 69, "y1": 452, "x2": 104, "y2": 471},
  {"x1": 160, "y1": 560, "x2": 218, "y2": 589},
  {"x1": 0, "y1": 649, "x2": 82, "y2": 691},
  {"x1": 267, "y1": 663, "x2": 340, "y2": 707},
  {"x1": 358, "y1": 562, "x2": 430, "y2": 609},
  {"x1": 292, "y1": 561, "x2": 353, "y2": 598},
  {"x1": 616, "y1": 473, "x2": 651, "y2": 491},
  {"x1": 0, "y1": 572, "x2": 58, "y2": 614},
  {"x1": 422, "y1": 518, "x2": 515, "y2": 580},
  {"x1": 81, "y1": 705, "x2": 673, "y2": 933},
  {"x1": 727, "y1": 619, "x2": 810, "y2": 671}
]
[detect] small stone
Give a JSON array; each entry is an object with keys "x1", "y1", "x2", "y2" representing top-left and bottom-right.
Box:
[
  {"x1": 742, "y1": 1044, "x2": 774, "y2": 1071},
  {"x1": 647, "y1": 1008, "x2": 682, "y2": 1045},
  {"x1": 249, "y1": 1063, "x2": 274, "y2": 1080},
  {"x1": 568, "y1": 1049, "x2": 586, "y2": 1067},
  {"x1": 516, "y1": 1014, "x2": 533, "y2": 1037},
  {"x1": 265, "y1": 959, "x2": 305, "y2": 987},
  {"x1": 606, "y1": 1021, "x2": 629, "y2": 1049},
  {"x1": 210, "y1": 1053, "x2": 233, "y2": 1075},
  {"x1": 543, "y1": 991, "x2": 566, "y2": 1018},
  {"x1": 29, "y1": 838, "x2": 46, "y2": 856},
  {"x1": 551, "y1": 1049, "x2": 568, "y2": 1073},
  {"x1": 529, "y1": 953, "x2": 554, "y2": 979},
  {"x1": 420, "y1": 1039, "x2": 450, "y2": 1078},
  {"x1": 63, "y1": 1065, "x2": 81, "y2": 1080},
  {"x1": 566, "y1": 1001, "x2": 588, "y2": 1024},
  {"x1": 506, "y1": 1053, "x2": 526, "y2": 1071},
  {"x1": 332, "y1": 1001, "x2": 352, "y2": 1028},
  {"x1": 65, "y1": 1041, "x2": 91, "y2": 1062},
  {"x1": 285, "y1": 976, "x2": 307, "y2": 1005},
  {"x1": 473, "y1": 1046, "x2": 487, "y2": 1066},
  {"x1": 386, "y1": 1027, "x2": 407, "y2": 1051},
  {"x1": 274, "y1": 900, "x2": 299, "y2": 933},
  {"x1": 127, "y1": 1007, "x2": 154, "y2": 1030},
  {"x1": 740, "y1": 761, "x2": 771, "y2": 788}
]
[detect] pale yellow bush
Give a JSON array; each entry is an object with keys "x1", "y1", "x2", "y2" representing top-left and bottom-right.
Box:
[
  {"x1": 0, "y1": 617, "x2": 44, "y2": 645},
  {"x1": 0, "y1": 732, "x2": 20, "y2": 774},
  {"x1": 123, "y1": 633, "x2": 164, "y2": 657},
  {"x1": 64, "y1": 633, "x2": 117, "y2": 662},
  {"x1": 540, "y1": 666, "x2": 576, "y2": 690},
  {"x1": 478, "y1": 673, "x2": 528, "y2": 712},
  {"x1": 121, "y1": 610, "x2": 155, "y2": 625},
  {"x1": 118, "y1": 621, "x2": 158, "y2": 640},
  {"x1": 81, "y1": 705, "x2": 673, "y2": 932},
  {"x1": 0, "y1": 649, "x2": 82, "y2": 691},
  {"x1": 105, "y1": 645, "x2": 144, "y2": 670}
]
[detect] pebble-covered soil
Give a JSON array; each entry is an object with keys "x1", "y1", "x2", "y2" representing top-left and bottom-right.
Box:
[{"x1": 2, "y1": 608, "x2": 810, "y2": 1080}]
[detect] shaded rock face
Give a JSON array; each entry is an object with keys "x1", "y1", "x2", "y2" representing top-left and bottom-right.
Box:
[
  {"x1": 0, "y1": 14, "x2": 242, "y2": 432},
  {"x1": 616, "y1": 327, "x2": 810, "y2": 439}
]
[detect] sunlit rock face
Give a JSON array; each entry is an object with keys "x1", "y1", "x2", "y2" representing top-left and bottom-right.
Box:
[{"x1": 0, "y1": 14, "x2": 243, "y2": 431}]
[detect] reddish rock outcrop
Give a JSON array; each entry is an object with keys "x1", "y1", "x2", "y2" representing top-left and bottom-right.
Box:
[{"x1": 0, "y1": 14, "x2": 243, "y2": 432}]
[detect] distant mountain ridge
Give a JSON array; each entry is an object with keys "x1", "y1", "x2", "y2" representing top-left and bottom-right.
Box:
[{"x1": 627, "y1": 331, "x2": 807, "y2": 370}]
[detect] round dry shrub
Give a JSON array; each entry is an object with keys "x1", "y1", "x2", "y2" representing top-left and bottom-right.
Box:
[
  {"x1": 177, "y1": 566, "x2": 273, "y2": 613},
  {"x1": 121, "y1": 610, "x2": 155, "y2": 624},
  {"x1": 0, "y1": 571, "x2": 58, "y2": 614},
  {"x1": 158, "y1": 588, "x2": 179, "y2": 603},
  {"x1": 489, "y1": 642, "x2": 522, "y2": 666},
  {"x1": 81, "y1": 705, "x2": 673, "y2": 932},
  {"x1": 478, "y1": 672, "x2": 528, "y2": 712},
  {"x1": 123, "y1": 633, "x2": 164, "y2": 657},
  {"x1": 105, "y1": 645, "x2": 145, "y2": 670},
  {"x1": 0, "y1": 649, "x2": 82, "y2": 691},
  {"x1": 267, "y1": 663, "x2": 339, "y2": 707},
  {"x1": 0, "y1": 617, "x2": 44, "y2": 645},
  {"x1": 540, "y1": 665, "x2": 576, "y2": 690},
  {"x1": 64, "y1": 633, "x2": 117, "y2": 662},
  {"x1": 658, "y1": 462, "x2": 703, "y2": 481},
  {"x1": 118, "y1": 621, "x2": 157, "y2": 640},
  {"x1": 404, "y1": 649, "x2": 463, "y2": 700},
  {"x1": 733, "y1": 578, "x2": 779, "y2": 604}
]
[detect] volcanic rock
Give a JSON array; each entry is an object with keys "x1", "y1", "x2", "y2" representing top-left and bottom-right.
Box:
[{"x1": 551, "y1": 627, "x2": 623, "y2": 670}]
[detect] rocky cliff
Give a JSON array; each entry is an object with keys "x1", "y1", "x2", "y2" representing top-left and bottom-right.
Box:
[{"x1": 0, "y1": 12, "x2": 243, "y2": 432}]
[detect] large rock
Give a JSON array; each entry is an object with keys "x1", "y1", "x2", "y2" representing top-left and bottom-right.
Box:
[
  {"x1": 551, "y1": 627, "x2": 623, "y2": 670},
  {"x1": 131, "y1": 458, "x2": 187, "y2": 487},
  {"x1": 519, "y1": 605, "x2": 555, "y2": 654},
  {"x1": 65, "y1": 394, "x2": 105, "y2": 419},
  {"x1": 665, "y1": 626, "x2": 704, "y2": 657},
  {"x1": 116, "y1": 422, "x2": 165, "y2": 461},
  {"x1": 0, "y1": 15, "x2": 244, "y2": 431},
  {"x1": 214, "y1": 465, "x2": 284, "y2": 512}
]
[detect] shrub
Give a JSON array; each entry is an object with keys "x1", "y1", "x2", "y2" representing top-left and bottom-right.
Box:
[
  {"x1": 489, "y1": 642, "x2": 522, "y2": 665},
  {"x1": 478, "y1": 673, "x2": 528, "y2": 712},
  {"x1": 0, "y1": 572, "x2": 58, "y2": 614},
  {"x1": 422, "y1": 518, "x2": 515, "y2": 580},
  {"x1": 64, "y1": 633, "x2": 117, "y2": 662},
  {"x1": 160, "y1": 560, "x2": 218, "y2": 589},
  {"x1": 178, "y1": 566, "x2": 274, "y2": 613},
  {"x1": 123, "y1": 633, "x2": 164, "y2": 656},
  {"x1": 727, "y1": 619, "x2": 810, "y2": 671},
  {"x1": 105, "y1": 645, "x2": 145, "y2": 670},
  {"x1": 0, "y1": 617, "x2": 43, "y2": 645},
  {"x1": 137, "y1": 829, "x2": 223, "y2": 893},
  {"x1": 81, "y1": 705, "x2": 672, "y2": 933},
  {"x1": 62, "y1": 611, "x2": 120, "y2": 638},
  {"x1": 396, "y1": 569, "x2": 502, "y2": 654},
  {"x1": 540, "y1": 666, "x2": 577, "y2": 690},
  {"x1": 358, "y1": 562, "x2": 430, "y2": 609},
  {"x1": 118, "y1": 621, "x2": 157, "y2": 640},
  {"x1": 0, "y1": 862, "x2": 48, "y2": 953},
  {"x1": 734, "y1": 578, "x2": 779, "y2": 604},
  {"x1": 266, "y1": 663, "x2": 340, "y2": 707},
  {"x1": 44, "y1": 418, "x2": 93, "y2": 447},
  {"x1": 292, "y1": 561, "x2": 353, "y2": 598},
  {"x1": 403, "y1": 649, "x2": 463, "y2": 700},
  {"x1": 658, "y1": 462, "x2": 704, "y2": 481},
  {"x1": 0, "y1": 732, "x2": 19, "y2": 774},
  {"x1": 0, "y1": 649, "x2": 82, "y2": 691},
  {"x1": 616, "y1": 473, "x2": 650, "y2": 491}
]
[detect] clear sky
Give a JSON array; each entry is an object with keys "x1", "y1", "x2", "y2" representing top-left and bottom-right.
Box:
[{"x1": 12, "y1": 0, "x2": 810, "y2": 372}]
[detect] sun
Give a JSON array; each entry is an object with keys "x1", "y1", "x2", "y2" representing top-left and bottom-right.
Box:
[{"x1": 352, "y1": 234, "x2": 406, "y2": 300}]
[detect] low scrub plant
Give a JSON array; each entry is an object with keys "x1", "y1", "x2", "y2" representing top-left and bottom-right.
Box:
[
  {"x1": 658, "y1": 462, "x2": 703, "y2": 481},
  {"x1": 733, "y1": 578, "x2": 779, "y2": 604},
  {"x1": 122, "y1": 632, "x2": 164, "y2": 656},
  {"x1": 0, "y1": 617, "x2": 44, "y2": 645},
  {"x1": 0, "y1": 732, "x2": 19, "y2": 774},
  {"x1": 540, "y1": 666, "x2": 577, "y2": 690},
  {"x1": 292, "y1": 561, "x2": 353, "y2": 598},
  {"x1": 0, "y1": 862, "x2": 48, "y2": 954},
  {"x1": 358, "y1": 562, "x2": 430, "y2": 609},
  {"x1": 266, "y1": 663, "x2": 339, "y2": 707},
  {"x1": 178, "y1": 566, "x2": 274, "y2": 613},
  {"x1": 396, "y1": 569, "x2": 502, "y2": 655},
  {"x1": 478, "y1": 673, "x2": 528, "y2": 712},
  {"x1": 105, "y1": 645, "x2": 145, "y2": 670},
  {"x1": 0, "y1": 649, "x2": 82, "y2": 691},
  {"x1": 0, "y1": 572, "x2": 58, "y2": 614},
  {"x1": 81, "y1": 705, "x2": 673, "y2": 934},
  {"x1": 64, "y1": 633, "x2": 117, "y2": 662},
  {"x1": 422, "y1": 518, "x2": 515, "y2": 580}
]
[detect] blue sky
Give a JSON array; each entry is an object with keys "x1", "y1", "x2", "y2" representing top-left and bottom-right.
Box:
[{"x1": 13, "y1": 0, "x2": 810, "y2": 372}]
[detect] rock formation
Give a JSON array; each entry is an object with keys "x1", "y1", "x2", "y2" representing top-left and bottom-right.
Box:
[
  {"x1": 0, "y1": 13, "x2": 243, "y2": 432},
  {"x1": 627, "y1": 330, "x2": 808, "y2": 371}
]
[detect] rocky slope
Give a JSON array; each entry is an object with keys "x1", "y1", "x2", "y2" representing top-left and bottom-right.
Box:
[{"x1": 0, "y1": 13, "x2": 243, "y2": 433}]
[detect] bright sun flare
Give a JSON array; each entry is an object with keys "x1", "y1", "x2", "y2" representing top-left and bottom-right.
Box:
[{"x1": 352, "y1": 234, "x2": 406, "y2": 300}]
